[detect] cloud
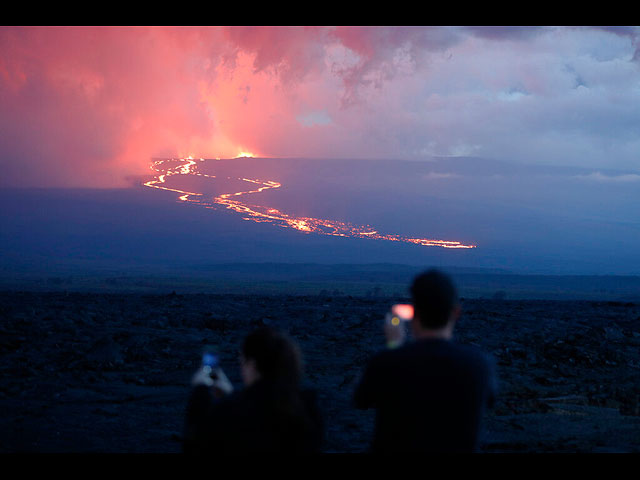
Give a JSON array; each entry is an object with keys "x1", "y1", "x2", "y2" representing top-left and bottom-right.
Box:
[
  {"x1": 1, "y1": 26, "x2": 639, "y2": 187},
  {"x1": 297, "y1": 110, "x2": 332, "y2": 127},
  {"x1": 422, "y1": 172, "x2": 460, "y2": 180},
  {"x1": 463, "y1": 26, "x2": 547, "y2": 41},
  {"x1": 0, "y1": 27, "x2": 217, "y2": 187},
  {"x1": 574, "y1": 172, "x2": 640, "y2": 183}
]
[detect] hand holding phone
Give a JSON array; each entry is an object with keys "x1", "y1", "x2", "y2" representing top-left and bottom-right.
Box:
[
  {"x1": 384, "y1": 304, "x2": 413, "y2": 348},
  {"x1": 201, "y1": 350, "x2": 219, "y2": 380},
  {"x1": 191, "y1": 347, "x2": 234, "y2": 396}
]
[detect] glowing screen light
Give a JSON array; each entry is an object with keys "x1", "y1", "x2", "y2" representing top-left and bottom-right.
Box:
[{"x1": 392, "y1": 304, "x2": 414, "y2": 321}]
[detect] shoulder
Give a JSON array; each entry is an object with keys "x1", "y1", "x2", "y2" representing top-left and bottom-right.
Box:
[
  {"x1": 363, "y1": 341, "x2": 435, "y2": 369},
  {"x1": 362, "y1": 346, "x2": 404, "y2": 374},
  {"x1": 447, "y1": 342, "x2": 497, "y2": 385},
  {"x1": 450, "y1": 340, "x2": 493, "y2": 361},
  {"x1": 443, "y1": 340, "x2": 494, "y2": 365},
  {"x1": 403, "y1": 339, "x2": 495, "y2": 375}
]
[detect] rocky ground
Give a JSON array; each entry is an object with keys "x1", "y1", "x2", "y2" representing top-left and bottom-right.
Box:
[{"x1": 1, "y1": 291, "x2": 639, "y2": 453}]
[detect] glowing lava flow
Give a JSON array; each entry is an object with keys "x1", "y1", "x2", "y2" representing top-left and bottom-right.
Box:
[
  {"x1": 143, "y1": 157, "x2": 203, "y2": 199},
  {"x1": 143, "y1": 157, "x2": 477, "y2": 249}
]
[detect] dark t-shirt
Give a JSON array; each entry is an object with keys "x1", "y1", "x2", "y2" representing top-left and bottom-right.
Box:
[
  {"x1": 354, "y1": 338, "x2": 497, "y2": 453},
  {"x1": 183, "y1": 379, "x2": 324, "y2": 454}
]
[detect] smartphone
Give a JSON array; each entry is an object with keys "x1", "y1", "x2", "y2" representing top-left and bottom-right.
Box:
[
  {"x1": 202, "y1": 351, "x2": 219, "y2": 368},
  {"x1": 391, "y1": 304, "x2": 414, "y2": 325},
  {"x1": 201, "y1": 348, "x2": 219, "y2": 379}
]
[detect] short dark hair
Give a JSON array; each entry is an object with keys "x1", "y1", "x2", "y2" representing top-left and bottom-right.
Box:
[{"x1": 410, "y1": 269, "x2": 459, "y2": 329}]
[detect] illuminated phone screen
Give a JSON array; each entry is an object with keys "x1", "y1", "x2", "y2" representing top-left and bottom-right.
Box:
[
  {"x1": 392, "y1": 304, "x2": 414, "y2": 320},
  {"x1": 202, "y1": 352, "x2": 219, "y2": 367}
]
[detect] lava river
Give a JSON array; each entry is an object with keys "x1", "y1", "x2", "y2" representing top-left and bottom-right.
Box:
[{"x1": 143, "y1": 157, "x2": 477, "y2": 249}]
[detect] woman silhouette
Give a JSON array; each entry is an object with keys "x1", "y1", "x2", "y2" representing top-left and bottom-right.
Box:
[{"x1": 183, "y1": 327, "x2": 324, "y2": 454}]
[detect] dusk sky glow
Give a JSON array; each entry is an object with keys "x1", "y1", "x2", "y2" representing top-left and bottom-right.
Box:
[{"x1": 2, "y1": 26, "x2": 639, "y2": 188}]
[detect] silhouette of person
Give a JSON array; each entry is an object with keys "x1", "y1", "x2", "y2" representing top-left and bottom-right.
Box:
[
  {"x1": 183, "y1": 327, "x2": 324, "y2": 454},
  {"x1": 354, "y1": 269, "x2": 497, "y2": 453}
]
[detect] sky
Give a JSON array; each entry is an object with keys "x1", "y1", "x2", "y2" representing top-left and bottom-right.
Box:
[{"x1": 1, "y1": 26, "x2": 639, "y2": 188}]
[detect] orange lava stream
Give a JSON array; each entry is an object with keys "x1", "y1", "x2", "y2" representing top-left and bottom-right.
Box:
[{"x1": 143, "y1": 157, "x2": 477, "y2": 249}]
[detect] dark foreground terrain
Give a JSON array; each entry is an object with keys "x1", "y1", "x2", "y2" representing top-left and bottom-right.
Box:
[{"x1": 1, "y1": 291, "x2": 639, "y2": 453}]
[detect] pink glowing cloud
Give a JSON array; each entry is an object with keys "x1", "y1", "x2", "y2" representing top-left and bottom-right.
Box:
[
  {"x1": 1, "y1": 26, "x2": 638, "y2": 188},
  {"x1": 0, "y1": 27, "x2": 219, "y2": 187}
]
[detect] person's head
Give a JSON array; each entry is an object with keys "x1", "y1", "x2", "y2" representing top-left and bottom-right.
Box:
[
  {"x1": 410, "y1": 269, "x2": 461, "y2": 338},
  {"x1": 240, "y1": 327, "x2": 303, "y2": 387}
]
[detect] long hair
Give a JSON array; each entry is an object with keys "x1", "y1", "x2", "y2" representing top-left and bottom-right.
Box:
[
  {"x1": 242, "y1": 327, "x2": 318, "y2": 450},
  {"x1": 242, "y1": 327, "x2": 303, "y2": 388}
]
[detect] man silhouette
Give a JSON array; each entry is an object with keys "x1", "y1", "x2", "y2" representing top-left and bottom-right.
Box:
[{"x1": 354, "y1": 269, "x2": 497, "y2": 453}]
